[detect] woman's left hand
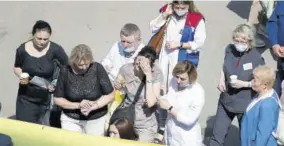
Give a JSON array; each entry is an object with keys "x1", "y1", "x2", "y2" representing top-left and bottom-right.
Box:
[
  {"x1": 48, "y1": 84, "x2": 55, "y2": 92},
  {"x1": 140, "y1": 57, "x2": 152, "y2": 76},
  {"x1": 166, "y1": 41, "x2": 181, "y2": 50},
  {"x1": 158, "y1": 98, "x2": 171, "y2": 110},
  {"x1": 80, "y1": 101, "x2": 99, "y2": 116},
  {"x1": 81, "y1": 108, "x2": 92, "y2": 116}
]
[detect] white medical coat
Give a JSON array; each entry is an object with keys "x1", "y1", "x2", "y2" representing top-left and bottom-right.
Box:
[
  {"x1": 162, "y1": 79, "x2": 205, "y2": 146},
  {"x1": 101, "y1": 41, "x2": 144, "y2": 82}
]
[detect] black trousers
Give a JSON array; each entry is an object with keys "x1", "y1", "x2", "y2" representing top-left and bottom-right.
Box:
[
  {"x1": 208, "y1": 102, "x2": 243, "y2": 146},
  {"x1": 16, "y1": 96, "x2": 49, "y2": 125},
  {"x1": 273, "y1": 70, "x2": 283, "y2": 97}
]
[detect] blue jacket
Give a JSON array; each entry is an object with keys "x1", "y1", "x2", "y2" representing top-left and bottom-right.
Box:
[
  {"x1": 266, "y1": 1, "x2": 284, "y2": 47},
  {"x1": 241, "y1": 91, "x2": 280, "y2": 146},
  {"x1": 0, "y1": 133, "x2": 13, "y2": 146}
]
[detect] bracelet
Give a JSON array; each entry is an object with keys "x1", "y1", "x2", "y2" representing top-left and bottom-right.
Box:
[
  {"x1": 180, "y1": 42, "x2": 184, "y2": 48},
  {"x1": 248, "y1": 81, "x2": 252, "y2": 87},
  {"x1": 168, "y1": 106, "x2": 173, "y2": 112},
  {"x1": 158, "y1": 129, "x2": 165, "y2": 135}
]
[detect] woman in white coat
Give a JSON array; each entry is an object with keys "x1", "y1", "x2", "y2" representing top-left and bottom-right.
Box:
[
  {"x1": 158, "y1": 60, "x2": 205, "y2": 146},
  {"x1": 150, "y1": 0, "x2": 206, "y2": 91}
]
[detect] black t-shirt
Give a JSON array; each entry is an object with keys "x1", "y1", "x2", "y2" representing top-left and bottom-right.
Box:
[
  {"x1": 14, "y1": 41, "x2": 68, "y2": 104},
  {"x1": 54, "y1": 62, "x2": 114, "y2": 120}
]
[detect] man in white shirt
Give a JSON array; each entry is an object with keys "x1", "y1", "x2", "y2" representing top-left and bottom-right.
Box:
[{"x1": 101, "y1": 23, "x2": 144, "y2": 83}]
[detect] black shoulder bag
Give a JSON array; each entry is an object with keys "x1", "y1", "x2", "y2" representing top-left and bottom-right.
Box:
[
  {"x1": 49, "y1": 59, "x2": 64, "y2": 128},
  {"x1": 110, "y1": 76, "x2": 146, "y2": 124}
]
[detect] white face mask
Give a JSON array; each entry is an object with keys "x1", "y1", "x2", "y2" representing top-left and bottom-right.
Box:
[
  {"x1": 124, "y1": 46, "x2": 136, "y2": 53},
  {"x1": 174, "y1": 9, "x2": 188, "y2": 16},
  {"x1": 234, "y1": 43, "x2": 248, "y2": 52}
]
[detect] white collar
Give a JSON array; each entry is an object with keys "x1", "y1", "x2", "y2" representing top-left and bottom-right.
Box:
[
  {"x1": 246, "y1": 89, "x2": 278, "y2": 112},
  {"x1": 118, "y1": 42, "x2": 143, "y2": 59}
]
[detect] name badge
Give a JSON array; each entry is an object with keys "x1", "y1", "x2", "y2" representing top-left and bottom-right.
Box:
[{"x1": 243, "y1": 63, "x2": 253, "y2": 71}]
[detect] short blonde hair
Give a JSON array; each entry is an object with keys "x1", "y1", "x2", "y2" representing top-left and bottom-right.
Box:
[
  {"x1": 232, "y1": 24, "x2": 256, "y2": 48},
  {"x1": 172, "y1": 60, "x2": 197, "y2": 84},
  {"x1": 253, "y1": 65, "x2": 276, "y2": 89},
  {"x1": 69, "y1": 44, "x2": 94, "y2": 66}
]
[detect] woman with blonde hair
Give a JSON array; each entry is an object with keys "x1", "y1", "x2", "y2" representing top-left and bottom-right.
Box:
[
  {"x1": 54, "y1": 44, "x2": 114, "y2": 136},
  {"x1": 241, "y1": 65, "x2": 280, "y2": 146},
  {"x1": 209, "y1": 24, "x2": 265, "y2": 146}
]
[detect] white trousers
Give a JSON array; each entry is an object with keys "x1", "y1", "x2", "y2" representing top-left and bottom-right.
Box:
[{"x1": 61, "y1": 113, "x2": 106, "y2": 136}]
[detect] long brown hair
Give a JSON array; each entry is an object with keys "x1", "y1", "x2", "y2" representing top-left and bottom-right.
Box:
[
  {"x1": 108, "y1": 119, "x2": 138, "y2": 140},
  {"x1": 172, "y1": 0, "x2": 199, "y2": 13}
]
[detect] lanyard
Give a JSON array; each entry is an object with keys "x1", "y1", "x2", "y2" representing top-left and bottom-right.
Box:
[{"x1": 236, "y1": 57, "x2": 241, "y2": 70}]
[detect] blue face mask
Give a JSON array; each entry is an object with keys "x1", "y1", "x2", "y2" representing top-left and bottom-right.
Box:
[
  {"x1": 178, "y1": 82, "x2": 192, "y2": 89},
  {"x1": 174, "y1": 9, "x2": 188, "y2": 17}
]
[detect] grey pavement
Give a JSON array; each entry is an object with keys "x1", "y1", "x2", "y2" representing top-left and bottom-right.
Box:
[{"x1": 0, "y1": 1, "x2": 277, "y2": 146}]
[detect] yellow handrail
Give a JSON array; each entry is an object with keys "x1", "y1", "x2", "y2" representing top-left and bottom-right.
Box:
[{"x1": 0, "y1": 118, "x2": 161, "y2": 146}]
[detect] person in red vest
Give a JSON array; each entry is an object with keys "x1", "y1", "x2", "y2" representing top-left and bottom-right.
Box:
[
  {"x1": 150, "y1": 0, "x2": 206, "y2": 93},
  {"x1": 150, "y1": 1, "x2": 206, "y2": 144}
]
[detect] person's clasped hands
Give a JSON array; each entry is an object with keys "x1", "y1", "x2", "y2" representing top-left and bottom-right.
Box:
[{"x1": 79, "y1": 99, "x2": 99, "y2": 116}]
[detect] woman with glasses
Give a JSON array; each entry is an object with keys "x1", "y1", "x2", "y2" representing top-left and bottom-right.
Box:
[{"x1": 208, "y1": 24, "x2": 265, "y2": 146}]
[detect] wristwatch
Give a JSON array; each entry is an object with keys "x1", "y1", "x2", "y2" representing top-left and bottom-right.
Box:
[
  {"x1": 248, "y1": 81, "x2": 252, "y2": 87},
  {"x1": 168, "y1": 106, "x2": 173, "y2": 112},
  {"x1": 146, "y1": 80, "x2": 152, "y2": 83},
  {"x1": 180, "y1": 42, "x2": 184, "y2": 48}
]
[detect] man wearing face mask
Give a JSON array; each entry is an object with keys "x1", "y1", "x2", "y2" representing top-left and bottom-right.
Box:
[
  {"x1": 209, "y1": 24, "x2": 265, "y2": 146},
  {"x1": 102, "y1": 23, "x2": 144, "y2": 83}
]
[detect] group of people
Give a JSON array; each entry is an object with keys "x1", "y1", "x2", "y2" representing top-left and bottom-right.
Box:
[{"x1": 5, "y1": 1, "x2": 284, "y2": 146}]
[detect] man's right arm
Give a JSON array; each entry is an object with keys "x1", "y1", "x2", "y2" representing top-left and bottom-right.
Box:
[
  {"x1": 266, "y1": 5, "x2": 279, "y2": 48},
  {"x1": 101, "y1": 42, "x2": 117, "y2": 73}
]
